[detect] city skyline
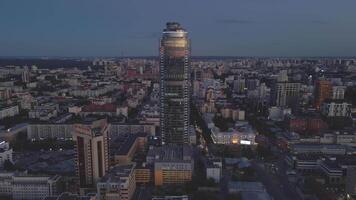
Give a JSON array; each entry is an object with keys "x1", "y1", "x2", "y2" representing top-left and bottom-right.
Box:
[
  {"x1": 1, "y1": 0, "x2": 356, "y2": 57},
  {"x1": 1, "y1": 1, "x2": 356, "y2": 200}
]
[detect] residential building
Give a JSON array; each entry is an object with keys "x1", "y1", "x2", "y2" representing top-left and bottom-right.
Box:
[
  {"x1": 321, "y1": 100, "x2": 352, "y2": 118},
  {"x1": 12, "y1": 175, "x2": 62, "y2": 200},
  {"x1": 27, "y1": 123, "x2": 73, "y2": 140},
  {"x1": 0, "y1": 140, "x2": 13, "y2": 168},
  {"x1": 0, "y1": 105, "x2": 19, "y2": 120}
]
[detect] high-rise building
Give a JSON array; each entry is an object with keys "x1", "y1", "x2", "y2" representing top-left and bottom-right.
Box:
[
  {"x1": 73, "y1": 118, "x2": 109, "y2": 188},
  {"x1": 271, "y1": 81, "x2": 300, "y2": 110},
  {"x1": 315, "y1": 80, "x2": 332, "y2": 109},
  {"x1": 159, "y1": 22, "x2": 190, "y2": 144},
  {"x1": 233, "y1": 75, "x2": 246, "y2": 94},
  {"x1": 21, "y1": 66, "x2": 30, "y2": 83}
]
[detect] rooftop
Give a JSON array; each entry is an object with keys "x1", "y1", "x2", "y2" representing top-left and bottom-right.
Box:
[
  {"x1": 99, "y1": 164, "x2": 135, "y2": 183},
  {"x1": 147, "y1": 144, "x2": 192, "y2": 162}
]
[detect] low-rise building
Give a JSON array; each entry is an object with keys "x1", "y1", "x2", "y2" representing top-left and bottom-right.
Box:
[
  {"x1": 206, "y1": 158, "x2": 222, "y2": 183},
  {"x1": 211, "y1": 121, "x2": 257, "y2": 145},
  {"x1": 27, "y1": 123, "x2": 73, "y2": 140},
  {"x1": 147, "y1": 145, "x2": 194, "y2": 186},
  {"x1": 0, "y1": 105, "x2": 19, "y2": 120},
  {"x1": 290, "y1": 144, "x2": 346, "y2": 155},
  {"x1": 111, "y1": 133, "x2": 147, "y2": 165},
  {"x1": 152, "y1": 195, "x2": 189, "y2": 200},
  {"x1": 0, "y1": 140, "x2": 13, "y2": 168},
  {"x1": 228, "y1": 181, "x2": 272, "y2": 200},
  {"x1": 96, "y1": 164, "x2": 136, "y2": 200},
  {"x1": 134, "y1": 163, "x2": 152, "y2": 185},
  {"x1": 28, "y1": 103, "x2": 59, "y2": 121},
  {"x1": 109, "y1": 123, "x2": 155, "y2": 138},
  {"x1": 12, "y1": 175, "x2": 63, "y2": 200},
  {"x1": 321, "y1": 100, "x2": 352, "y2": 118}
]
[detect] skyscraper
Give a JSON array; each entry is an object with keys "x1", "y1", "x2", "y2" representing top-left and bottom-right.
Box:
[
  {"x1": 73, "y1": 118, "x2": 109, "y2": 188},
  {"x1": 160, "y1": 22, "x2": 190, "y2": 144}
]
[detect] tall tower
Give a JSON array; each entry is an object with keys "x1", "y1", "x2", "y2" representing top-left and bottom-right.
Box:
[
  {"x1": 73, "y1": 118, "x2": 109, "y2": 188},
  {"x1": 160, "y1": 22, "x2": 190, "y2": 144}
]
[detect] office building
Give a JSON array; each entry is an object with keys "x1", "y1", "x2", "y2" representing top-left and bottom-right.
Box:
[
  {"x1": 315, "y1": 80, "x2": 332, "y2": 109},
  {"x1": 12, "y1": 175, "x2": 62, "y2": 200},
  {"x1": 147, "y1": 145, "x2": 193, "y2": 186},
  {"x1": 160, "y1": 22, "x2": 191, "y2": 144},
  {"x1": 271, "y1": 81, "x2": 300, "y2": 109},
  {"x1": 73, "y1": 118, "x2": 109, "y2": 188},
  {"x1": 96, "y1": 164, "x2": 136, "y2": 200}
]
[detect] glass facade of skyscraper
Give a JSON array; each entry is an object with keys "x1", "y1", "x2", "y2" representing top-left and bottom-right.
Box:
[{"x1": 160, "y1": 22, "x2": 190, "y2": 144}]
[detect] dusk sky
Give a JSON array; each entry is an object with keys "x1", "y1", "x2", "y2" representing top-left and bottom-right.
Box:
[{"x1": 1, "y1": 0, "x2": 356, "y2": 57}]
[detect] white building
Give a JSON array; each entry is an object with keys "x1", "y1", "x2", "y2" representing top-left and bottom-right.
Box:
[
  {"x1": 12, "y1": 175, "x2": 62, "y2": 200},
  {"x1": 332, "y1": 86, "x2": 346, "y2": 100},
  {"x1": 0, "y1": 172, "x2": 13, "y2": 196},
  {"x1": 206, "y1": 159, "x2": 222, "y2": 183},
  {"x1": 27, "y1": 124, "x2": 73, "y2": 140},
  {"x1": 321, "y1": 101, "x2": 352, "y2": 117},
  {"x1": 0, "y1": 140, "x2": 13, "y2": 168},
  {"x1": 0, "y1": 172, "x2": 62, "y2": 200},
  {"x1": 0, "y1": 105, "x2": 19, "y2": 120},
  {"x1": 28, "y1": 103, "x2": 59, "y2": 121}
]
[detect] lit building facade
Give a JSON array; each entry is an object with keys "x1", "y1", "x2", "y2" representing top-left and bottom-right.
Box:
[
  {"x1": 147, "y1": 145, "x2": 193, "y2": 186},
  {"x1": 159, "y1": 22, "x2": 191, "y2": 144}
]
